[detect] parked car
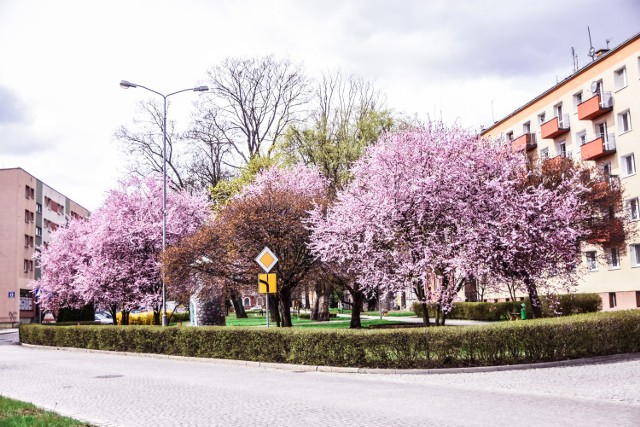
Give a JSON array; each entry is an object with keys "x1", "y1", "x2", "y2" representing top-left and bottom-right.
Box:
[{"x1": 94, "y1": 312, "x2": 113, "y2": 324}]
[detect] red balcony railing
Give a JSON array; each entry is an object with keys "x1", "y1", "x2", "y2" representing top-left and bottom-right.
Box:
[
  {"x1": 578, "y1": 92, "x2": 612, "y2": 120},
  {"x1": 580, "y1": 134, "x2": 616, "y2": 161},
  {"x1": 511, "y1": 133, "x2": 537, "y2": 152},
  {"x1": 541, "y1": 115, "x2": 570, "y2": 139}
]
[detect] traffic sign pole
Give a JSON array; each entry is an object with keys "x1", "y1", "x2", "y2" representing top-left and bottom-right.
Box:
[
  {"x1": 266, "y1": 292, "x2": 270, "y2": 328},
  {"x1": 256, "y1": 247, "x2": 278, "y2": 328}
]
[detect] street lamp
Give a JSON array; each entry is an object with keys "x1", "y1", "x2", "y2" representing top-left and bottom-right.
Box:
[{"x1": 120, "y1": 80, "x2": 209, "y2": 326}]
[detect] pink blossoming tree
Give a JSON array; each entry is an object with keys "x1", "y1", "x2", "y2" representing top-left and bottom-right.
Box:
[
  {"x1": 309, "y1": 123, "x2": 593, "y2": 325},
  {"x1": 35, "y1": 176, "x2": 210, "y2": 324}
]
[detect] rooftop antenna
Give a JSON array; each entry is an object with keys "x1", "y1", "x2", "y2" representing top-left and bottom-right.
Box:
[
  {"x1": 571, "y1": 47, "x2": 579, "y2": 72},
  {"x1": 587, "y1": 26, "x2": 596, "y2": 62}
]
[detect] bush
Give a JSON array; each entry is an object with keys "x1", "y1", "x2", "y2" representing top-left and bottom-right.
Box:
[
  {"x1": 115, "y1": 311, "x2": 190, "y2": 325},
  {"x1": 412, "y1": 293, "x2": 602, "y2": 321},
  {"x1": 56, "y1": 304, "x2": 95, "y2": 323},
  {"x1": 19, "y1": 310, "x2": 640, "y2": 369}
]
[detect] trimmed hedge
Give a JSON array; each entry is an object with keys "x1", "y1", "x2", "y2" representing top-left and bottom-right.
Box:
[
  {"x1": 413, "y1": 294, "x2": 602, "y2": 321},
  {"x1": 19, "y1": 310, "x2": 640, "y2": 369}
]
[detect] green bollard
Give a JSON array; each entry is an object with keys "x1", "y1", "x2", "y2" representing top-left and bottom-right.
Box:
[{"x1": 520, "y1": 302, "x2": 527, "y2": 320}]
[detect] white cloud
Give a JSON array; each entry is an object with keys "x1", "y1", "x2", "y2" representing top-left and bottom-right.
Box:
[{"x1": 0, "y1": 0, "x2": 638, "y2": 209}]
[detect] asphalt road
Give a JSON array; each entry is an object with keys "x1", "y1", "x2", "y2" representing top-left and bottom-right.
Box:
[
  {"x1": 0, "y1": 329, "x2": 18, "y2": 346},
  {"x1": 1, "y1": 344, "x2": 639, "y2": 427}
]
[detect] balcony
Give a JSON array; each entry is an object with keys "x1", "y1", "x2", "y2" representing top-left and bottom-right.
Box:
[
  {"x1": 541, "y1": 115, "x2": 570, "y2": 139},
  {"x1": 580, "y1": 134, "x2": 616, "y2": 161},
  {"x1": 577, "y1": 92, "x2": 613, "y2": 120},
  {"x1": 511, "y1": 133, "x2": 537, "y2": 152},
  {"x1": 587, "y1": 218, "x2": 624, "y2": 244}
]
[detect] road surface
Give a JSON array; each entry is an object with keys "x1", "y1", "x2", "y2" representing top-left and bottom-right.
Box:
[{"x1": 0, "y1": 344, "x2": 638, "y2": 426}]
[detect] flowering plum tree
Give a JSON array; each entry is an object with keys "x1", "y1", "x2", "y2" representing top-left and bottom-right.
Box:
[
  {"x1": 35, "y1": 176, "x2": 209, "y2": 324},
  {"x1": 309, "y1": 123, "x2": 598, "y2": 324},
  {"x1": 165, "y1": 164, "x2": 328, "y2": 327}
]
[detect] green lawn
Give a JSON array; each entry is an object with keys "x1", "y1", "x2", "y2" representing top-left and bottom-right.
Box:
[
  {"x1": 224, "y1": 312, "x2": 408, "y2": 329},
  {"x1": 0, "y1": 395, "x2": 91, "y2": 426},
  {"x1": 362, "y1": 310, "x2": 417, "y2": 317},
  {"x1": 226, "y1": 313, "x2": 410, "y2": 329}
]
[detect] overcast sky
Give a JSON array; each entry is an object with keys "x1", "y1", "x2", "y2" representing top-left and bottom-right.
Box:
[{"x1": 1, "y1": 0, "x2": 638, "y2": 210}]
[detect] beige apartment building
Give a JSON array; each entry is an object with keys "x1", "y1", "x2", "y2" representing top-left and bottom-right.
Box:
[
  {"x1": 481, "y1": 32, "x2": 640, "y2": 310},
  {"x1": 0, "y1": 168, "x2": 90, "y2": 325}
]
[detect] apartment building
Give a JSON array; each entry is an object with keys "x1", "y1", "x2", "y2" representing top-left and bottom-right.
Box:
[
  {"x1": 481, "y1": 32, "x2": 640, "y2": 310},
  {"x1": 0, "y1": 168, "x2": 90, "y2": 325}
]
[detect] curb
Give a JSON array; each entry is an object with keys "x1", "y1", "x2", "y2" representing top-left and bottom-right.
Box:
[{"x1": 18, "y1": 343, "x2": 640, "y2": 375}]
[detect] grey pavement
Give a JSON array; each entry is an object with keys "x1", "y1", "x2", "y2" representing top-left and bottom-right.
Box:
[
  {"x1": 1, "y1": 344, "x2": 639, "y2": 426},
  {"x1": 0, "y1": 329, "x2": 18, "y2": 345},
  {"x1": 339, "y1": 313, "x2": 488, "y2": 326}
]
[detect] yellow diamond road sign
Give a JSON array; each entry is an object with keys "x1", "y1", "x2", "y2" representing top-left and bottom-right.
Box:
[{"x1": 255, "y1": 246, "x2": 278, "y2": 273}]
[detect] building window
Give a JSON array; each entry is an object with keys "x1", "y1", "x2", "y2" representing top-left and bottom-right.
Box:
[
  {"x1": 24, "y1": 210, "x2": 34, "y2": 223},
  {"x1": 573, "y1": 91, "x2": 583, "y2": 110},
  {"x1": 29, "y1": 236, "x2": 34, "y2": 246},
  {"x1": 618, "y1": 110, "x2": 632, "y2": 133},
  {"x1": 24, "y1": 235, "x2": 29, "y2": 248},
  {"x1": 576, "y1": 130, "x2": 587, "y2": 146},
  {"x1": 36, "y1": 203, "x2": 42, "y2": 213},
  {"x1": 506, "y1": 131, "x2": 514, "y2": 141},
  {"x1": 540, "y1": 147, "x2": 549, "y2": 160},
  {"x1": 631, "y1": 244, "x2": 640, "y2": 267},
  {"x1": 586, "y1": 251, "x2": 598, "y2": 271},
  {"x1": 523, "y1": 121, "x2": 531, "y2": 134},
  {"x1": 243, "y1": 298, "x2": 250, "y2": 307},
  {"x1": 554, "y1": 103, "x2": 563, "y2": 118},
  {"x1": 538, "y1": 112, "x2": 546, "y2": 125},
  {"x1": 23, "y1": 259, "x2": 29, "y2": 273},
  {"x1": 628, "y1": 198, "x2": 640, "y2": 221},
  {"x1": 607, "y1": 247, "x2": 620, "y2": 269},
  {"x1": 622, "y1": 153, "x2": 636, "y2": 177},
  {"x1": 609, "y1": 292, "x2": 617, "y2": 308},
  {"x1": 614, "y1": 67, "x2": 627, "y2": 91},
  {"x1": 35, "y1": 226, "x2": 42, "y2": 237}
]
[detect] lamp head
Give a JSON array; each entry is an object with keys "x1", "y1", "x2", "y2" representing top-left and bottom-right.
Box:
[
  {"x1": 119, "y1": 80, "x2": 137, "y2": 89},
  {"x1": 193, "y1": 86, "x2": 209, "y2": 92}
]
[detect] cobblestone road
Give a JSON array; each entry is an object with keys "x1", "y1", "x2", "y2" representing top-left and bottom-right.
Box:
[{"x1": 1, "y1": 345, "x2": 639, "y2": 426}]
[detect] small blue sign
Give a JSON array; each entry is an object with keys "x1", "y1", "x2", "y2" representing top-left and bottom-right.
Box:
[{"x1": 8, "y1": 291, "x2": 15, "y2": 298}]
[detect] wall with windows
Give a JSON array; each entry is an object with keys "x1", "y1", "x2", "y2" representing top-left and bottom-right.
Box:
[
  {"x1": 481, "y1": 33, "x2": 640, "y2": 310},
  {"x1": 0, "y1": 168, "x2": 90, "y2": 324}
]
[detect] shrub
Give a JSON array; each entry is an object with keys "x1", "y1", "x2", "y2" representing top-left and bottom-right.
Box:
[
  {"x1": 56, "y1": 304, "x2": 95, "y2": 323},
  {"x1": 412, "y1": 293, "x2": 602, "y2": 321},
  {"x1": 115, "y1": 311, "x2": 190, "y2": 325},
  {"x1": 19, "y1": 310, "x2": 640, "y2": 369}
]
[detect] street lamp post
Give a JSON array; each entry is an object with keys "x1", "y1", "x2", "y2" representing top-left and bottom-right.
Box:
[{"x1": 120, "y1": 80, "x2": 209, "y2": 326}]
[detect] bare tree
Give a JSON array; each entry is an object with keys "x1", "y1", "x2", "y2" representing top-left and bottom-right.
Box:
[
  {"x1": 277, "y1": 70, "x2": 392, "y2": 193},
  {"x1": 114, "y1": 99, "x2": 190, "y2": 192},
  {"x1": 200, "y1": 56, "x2": 310, "y2": 164}
]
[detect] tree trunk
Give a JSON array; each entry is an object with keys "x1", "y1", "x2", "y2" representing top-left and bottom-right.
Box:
[
  {"x1": 413, "y1": 284, "x2": 431, "y2": 327},
  {"x1": 524, "y1": 276, "x2": 543, "y2": 319},
  {"x1": 121, "y1": 310, "x2": 130, "y2": 326},
  {"x1": 310, "y1": 293, "x2": 319, "y2": 320},
  {"x1": 195, "y1": 286, "x2": 226, "y2": 326},
  {"x1": 350, "y1": 290, "x2": 363, "y2": 329},
  {"x1": 304, "y1": 287, "x2": 311, "y2": 310},
  {"x1": 279, "y1": 287, "x2": 293, "y2": 327},
  {"x1": 109, "y1": 305, "x2": 118, "y2": 325},
  {"x1": 229, "y1": 291, "x2": 247, "y2": 318},
  {"x1": 268, "y1": 294, "x2": 280, "y2": 326}
]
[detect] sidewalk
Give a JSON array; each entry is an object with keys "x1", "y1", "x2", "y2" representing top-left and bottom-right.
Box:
[
  {"x1": 0, "y1": 328, "x2": 19, "y2": 335},
  {"x1": 337, "y1": 313, "x2": 488, "y2": 326}
]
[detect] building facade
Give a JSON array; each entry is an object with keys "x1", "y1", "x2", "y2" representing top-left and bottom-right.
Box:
[
  {"x1": 481, "y1": 33, "x2": 640, "y2": 310},
  {"x1": 0, "y1": 168, "x2": 90, "y2": 325}
]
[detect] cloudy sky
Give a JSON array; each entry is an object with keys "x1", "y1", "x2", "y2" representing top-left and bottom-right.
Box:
[{"x1": 1, "y1": 0, "x2": 638, "y2": 210}]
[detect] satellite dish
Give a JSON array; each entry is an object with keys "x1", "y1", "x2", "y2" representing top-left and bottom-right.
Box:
[{"x1": 591, "y1": 80, "x2": 600, "y2": 93}]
